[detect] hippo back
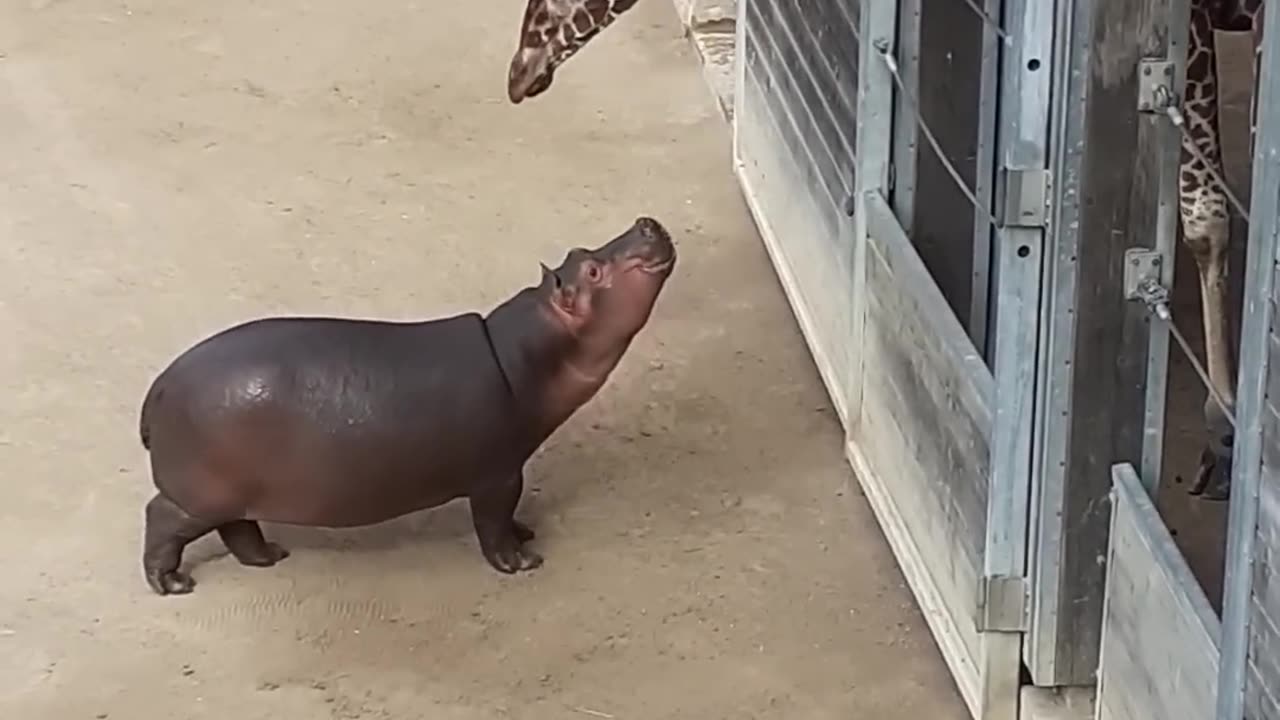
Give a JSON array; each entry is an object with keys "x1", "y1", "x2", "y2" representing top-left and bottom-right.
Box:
[{"x1": 142, "y1": 313, "x2": 524, "y2": 526}]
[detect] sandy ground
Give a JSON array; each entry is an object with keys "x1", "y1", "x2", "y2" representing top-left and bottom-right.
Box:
[{"x1": 0, "y1": 0, "x2": 967, "y2": 718}]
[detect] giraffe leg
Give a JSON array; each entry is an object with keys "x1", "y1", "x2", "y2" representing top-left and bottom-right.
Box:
[
  {"x1": 1180, "y1": 200, "x2": 1236, "y2": 501},
  {"x1": 1177, "y1": 0, "x2": 1238, "y2": 499}
]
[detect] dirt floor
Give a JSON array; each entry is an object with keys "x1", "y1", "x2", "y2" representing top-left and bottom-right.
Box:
[{"x1": 0, "y1": 1, "x2": 967, "y2": 718}]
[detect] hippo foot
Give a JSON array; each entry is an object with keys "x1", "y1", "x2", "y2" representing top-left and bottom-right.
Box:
[
  {"x1": 146, "y1": 568, "x2": 196, "y2": 596},
  {"x1": 218, "y1": 520, "x2": 290, "y2": 567},
  {"x1": 485, "y1": 544, "x2": 544, "y2": 574},
  {"x1": 143, "y1": 493, "x2": 217, "y2": 596},
  {"x1": 234, "y1": 542, "x2": 290, "y2": 568},
  {"x1": 511, "y1": 519, "x2": 536, "y2": 543}
]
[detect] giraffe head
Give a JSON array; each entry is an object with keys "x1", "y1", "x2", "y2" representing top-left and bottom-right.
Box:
[{"x1": 507, "y1": 0, "x2": 640, "y2": 103}]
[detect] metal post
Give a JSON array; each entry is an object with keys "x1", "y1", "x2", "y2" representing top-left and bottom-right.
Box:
[
  {"x1": 1139, "y1": 0, "x2": 1193, "y2": 495},
  {"x1": 890, "y1": 0, "x2": 920, "y2": 231},
  {"x1": 980, "y1": 0, "x2": 1053, "y2": 717},
  {"x1": 850, "y1": 0, "x2": 896, "y2": 428},
  {"x1": 970, "y1": 0, "x2": 1004, "y2": 360},
  {"x1": 1215, "y1": 4, "x2": 1280, "y2": 717},
  {"x1": 1024, "y1": 0, "x2": 1083, "y2": 683},
  {"x1": 730, "y1": 0, "x2": 748, "y2": 169}
]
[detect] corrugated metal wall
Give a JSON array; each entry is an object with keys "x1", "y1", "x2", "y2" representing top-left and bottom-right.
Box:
[{"x1": 734, "y1": 0, "x2": 860, "y2": 420}]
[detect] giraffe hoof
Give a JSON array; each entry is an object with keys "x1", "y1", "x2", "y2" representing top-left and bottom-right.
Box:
[
  {"x1": 1188, "y1": 448, "x2": 1214, "y2": 496},
  {"x1": 1189, "y1": 444, "x2": 1232, "y2": 501}
]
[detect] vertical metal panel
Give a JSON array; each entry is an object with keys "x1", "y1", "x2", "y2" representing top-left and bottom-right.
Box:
[
  {"x1": 1138, "y1": 0, "x2": 1192, "y2": 497},
  {"x1": 1217, "y1": 3, "x2": 1280, "y2": 717},
  {"x1": 980, "y1": 0, "x2": 1052, "y2": 715},
  {"x1": 1096, "y1": 463, "x2": 1221, "y2": 720},
  {"x1": 1242, "y1": 461, "x2": 1280, "y2": 719},
  {"x1": 1025, "y1": 0, "x2": 1180, "y2": 686},
  {"x1": 854, "y1": 7, "x2": 1009, "y2": 719},
  {"x1": 857, "y1": 191, "x2": 994, "y2": 719},
  {"x1": 850, "y1": 0, "x2": 895, "y2": 427},
  {"x1": 889, "y1": 0, "x2": 920, "y2": 230},
  {"x1": 970, "y1": 0, "x2": 1003, "y2": 360},
  {"x1": 1024, "y1": 0, "x2": 1085, "y2": 684},
  {"x1": 731, "y1": 0, "x2": 748, "y2": 174}
]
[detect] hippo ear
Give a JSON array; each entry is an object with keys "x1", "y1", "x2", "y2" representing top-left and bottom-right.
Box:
[
  {"x1": 539, "y1": 262, "x2": 561, "y2": 289},
  {"x1": 540, "y1": 263, "x2": 576, "y2": 314},
  {"x1": 535, "y1": 262, "x2": 565, "y2": 293}
]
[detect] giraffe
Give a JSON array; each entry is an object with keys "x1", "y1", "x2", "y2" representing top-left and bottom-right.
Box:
[
  {"x1": 507, "y1": 0, "x2": 643, "y2": 103},
  {"x1": 1179, "y1": 0, "x2": 1265, "y2": 500}
]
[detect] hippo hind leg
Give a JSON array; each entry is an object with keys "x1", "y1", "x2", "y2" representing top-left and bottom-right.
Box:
[
  {"x1": 217, "y1": 520, "x2": 290, "y2": 567},
  {"x1": 470, "y1": 471, "x2": 542, "y2": 574},
  {"x1": 143, "y1": 493, "x2": 219, "y2": 595}
]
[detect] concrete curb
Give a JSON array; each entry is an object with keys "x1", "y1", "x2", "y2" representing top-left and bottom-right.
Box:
[{"x1": 670, "y1": 0, "x2": 737, "y2": 121}]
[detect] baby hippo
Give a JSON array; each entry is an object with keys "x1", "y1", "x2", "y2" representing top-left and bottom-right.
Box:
[{"x1": 138, "y1": 217, "x2": 676, "y2": 595}]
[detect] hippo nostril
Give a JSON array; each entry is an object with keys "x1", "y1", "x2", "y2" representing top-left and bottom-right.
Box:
[{"x1": 633, "y1": 217, "x2": 671, "y2": 244}]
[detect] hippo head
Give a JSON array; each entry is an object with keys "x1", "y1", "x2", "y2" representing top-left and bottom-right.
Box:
[{"x1": 537, "y1": 216, "x2": 676, "y2": 364}]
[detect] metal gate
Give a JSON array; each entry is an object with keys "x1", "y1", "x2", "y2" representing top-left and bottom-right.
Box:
[
  {"x1": 1094, "y1": 2, "x2": 1280, "y2": 718},
  {"x1": 732, "y1": 0, "x2": 1052, "y2": 717}
]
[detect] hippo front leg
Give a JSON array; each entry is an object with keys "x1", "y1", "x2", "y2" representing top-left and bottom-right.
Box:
[{"x1": 470, "y1": 471, "x2": 542, "y2": 574}]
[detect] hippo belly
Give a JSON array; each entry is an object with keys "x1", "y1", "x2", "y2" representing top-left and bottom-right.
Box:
[{"x1": 142, "y1": 313, "x2": 523, "y2": 528}]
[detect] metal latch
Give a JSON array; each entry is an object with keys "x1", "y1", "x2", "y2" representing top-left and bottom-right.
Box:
[
  {"x1": 1137, "y1": 59, "x2": 1176, "y2": 113},
  {"x1": 999, "y1": 168, "x2": 1050, "y2": 228},
  {"x1": 976, "y1": 575, "x2": 1030, "y2": 633},
  {"x1": 1123, "y1": 248, "x2": 1171, "y2": 319}
]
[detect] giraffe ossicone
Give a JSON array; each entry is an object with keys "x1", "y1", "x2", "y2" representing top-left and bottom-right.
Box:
[{"x1": 508, "y1": 0, "x2": 642, "y2": 103}]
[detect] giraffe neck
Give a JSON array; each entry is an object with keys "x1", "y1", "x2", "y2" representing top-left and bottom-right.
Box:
[
  {"x1": 1179, "y1": 0, "x2": 1265, "y2": 203},
  {"x1": 1218, "y1": 0, "x2": 1264, "y2": 27},
  {"x1": 542, "y1": 0, "x2": 640, "y2": 67},
  {"x1": 1181, "y1": 0, "x2": 1226, "y2": 205}
]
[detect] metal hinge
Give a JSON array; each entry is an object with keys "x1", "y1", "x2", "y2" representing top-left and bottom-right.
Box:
[
  {"x1": 999, "y1": 168, "x2": 1051, "y2": 228},
  {"x1": 1137, "y1": 59, "x2": 1176, "y2": 113},
  {"x1": 976, "y1": 575, "x2": 1030, "y2": 633}
]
